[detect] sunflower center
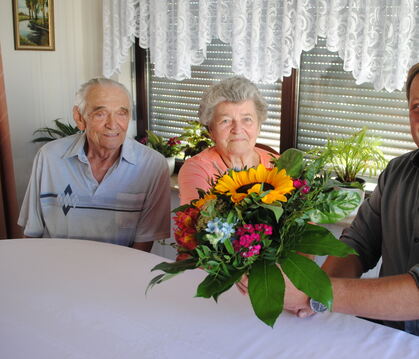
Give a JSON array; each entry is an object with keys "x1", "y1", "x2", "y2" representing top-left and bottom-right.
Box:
[{"x1": 237, "y1": 182, "x2": 275, "y2": 193}]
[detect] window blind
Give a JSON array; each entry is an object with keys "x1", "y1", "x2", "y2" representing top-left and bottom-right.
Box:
[
  {"x1": 297, "y1": 38, "x2": 415, "y2": 159},
  {"x1": 148, "y1": 39, "x2": 282, "y2": 152}
]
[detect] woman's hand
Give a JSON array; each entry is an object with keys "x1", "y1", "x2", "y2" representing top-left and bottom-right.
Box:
[{"x1": 236, "y1": 274, "x2": 249, "y2": 295}]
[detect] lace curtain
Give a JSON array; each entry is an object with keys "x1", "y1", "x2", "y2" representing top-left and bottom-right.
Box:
[{"x1": 103, "y1": 0, "x2": 419, "y2": 92}]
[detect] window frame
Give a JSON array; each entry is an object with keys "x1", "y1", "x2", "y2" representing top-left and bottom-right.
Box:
[{"x1": 134, "y1": 41, "x2": 298, "y2": 153}]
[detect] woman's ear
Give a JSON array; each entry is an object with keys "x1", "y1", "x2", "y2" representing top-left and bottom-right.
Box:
[{"x1": 73, "y1": 106, "x2": 86, "y2": 131}]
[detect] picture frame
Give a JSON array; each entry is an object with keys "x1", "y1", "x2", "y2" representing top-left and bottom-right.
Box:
[{"x1": 12, "y1": 0, "x2": 55, "y2": 51}]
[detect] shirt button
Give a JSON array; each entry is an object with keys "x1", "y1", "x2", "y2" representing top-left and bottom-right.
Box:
[{"x1": 415, "y1": 237, "x2": 419, "y2": 243}]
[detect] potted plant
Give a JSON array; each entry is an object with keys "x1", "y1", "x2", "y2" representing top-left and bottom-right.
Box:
[
  {"x1": 178, "y1": 120, "x2": 214, "y2": 159},
  {"x1": 313, "y1": 127, "x2": 387, "y2": 190},
  {"x1": 142, "y1": 130, "x2": 182, "y2": 175},
  {"x1": 32, "y1": 119, "x2": 80, "y2": 143},
  {"x1": 312, "y1": 127, "x2": 387, "y2": 225}
]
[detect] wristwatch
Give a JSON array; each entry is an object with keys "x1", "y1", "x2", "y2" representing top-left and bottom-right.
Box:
[
  {"x1": 408, "y1": 264, "x2": 419, "y2": 288},
  {"x1": 309, "y1": 298, "x2": 328, "y2": 313}
]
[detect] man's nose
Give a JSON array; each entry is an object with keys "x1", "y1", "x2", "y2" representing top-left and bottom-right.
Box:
[{"x1": 105, "y1": 113, "x2": 119, "y2": 129}]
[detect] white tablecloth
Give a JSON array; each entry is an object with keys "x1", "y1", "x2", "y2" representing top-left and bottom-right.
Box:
[{"x1": 0, "y1": 239, "x2": 417, "y2": 359}]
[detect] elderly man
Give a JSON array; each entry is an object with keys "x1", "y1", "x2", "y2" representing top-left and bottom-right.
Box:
[
  {"x1": 284, "y1": 63, "x2": 419, "y2": 336},
  {"x1": 18, "y1": 78, "x2": 170, "y2": 252}
]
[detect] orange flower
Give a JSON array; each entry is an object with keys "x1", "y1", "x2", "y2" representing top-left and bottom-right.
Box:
[{"x1": 174, "y1": 230, "x2": 198, "y2": 250}]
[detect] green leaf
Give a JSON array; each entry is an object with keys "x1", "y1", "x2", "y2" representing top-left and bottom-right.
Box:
[
  {"x1": 171, "y1": 204, "x2": 193, "y2": 213},
  {"x1": 146, "y1": 272, "x2": 179, "y2": 294},
  {"x1": 223, "y1": 238, "x2": 235, "y2": 255},
  {"x1": 280, "y1": 253, "x2": 333, "y2": 310},
  {"x1": 151, "y1": 258, "x2": 197, "y2": 274},
  {"x1": 248, "y1": 260, "x2": 284, "y2": 327},
  {"x1": 196, "y1": 270, "x2": 244, "y2": 300},
  {"x1": 295, "y1": 223, "x2": 358, "y2": 257},
  {"x1": 306, "y1": 189, "x2": 361, "y2": 223},
  {"x1": 272, "y1": 148, "x2": 304, "y2": 178},
  {"x1": 259, "y1": 203, "x2": 283, "y2": 222}
]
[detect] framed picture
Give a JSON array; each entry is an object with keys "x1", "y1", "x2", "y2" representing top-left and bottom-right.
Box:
[{"x1": 12, "y1": 0, "x2": 55, "y2": 51}]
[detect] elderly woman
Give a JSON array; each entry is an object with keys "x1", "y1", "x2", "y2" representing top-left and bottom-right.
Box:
[{"x1": 178, "y1": 76, "x2": 277, "y2": 205}]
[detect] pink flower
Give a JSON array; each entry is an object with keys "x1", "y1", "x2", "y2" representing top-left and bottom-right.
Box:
[
  {"x1": 242, "y1": 244, "x2": 261, "y2": 258},
  {"x1": 168, "y1": 137, "x2": 181, "y2": 146},
  {"x1": 293, "y1": 179, "x2": 307, "y2": 189},
  {"x1": 301, "y1": 185, "x2": 311, "y2": 194}
]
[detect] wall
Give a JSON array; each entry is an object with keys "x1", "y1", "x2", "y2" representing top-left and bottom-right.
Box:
[{"x1": 0, "y1": 0, "x2": 135, "y2": 206}]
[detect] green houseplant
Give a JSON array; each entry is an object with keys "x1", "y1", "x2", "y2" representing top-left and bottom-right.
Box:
[
  {"x1": 178, "y1": 120, "x2": 214, "y2": 159},
  {"x1": 32, "y1": 119, "x2": 80, "y2": 143},
  {"x1": 313, "y1": 127, "x2": 387, "y2": 190}
]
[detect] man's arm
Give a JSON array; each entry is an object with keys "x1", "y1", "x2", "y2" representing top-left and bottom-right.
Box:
[
  {"x1": 284, "y1": 262, "x2": 419, "y2": 321},
  {"x1": 132, "y1": 241, "x2": 153, "y2": 252},
  {"x1": 322, "y1": 254, "x2": 364, "y2": 278},
  {"x1": 330, "y1": 274, "x2": 419, "y2": 321}
]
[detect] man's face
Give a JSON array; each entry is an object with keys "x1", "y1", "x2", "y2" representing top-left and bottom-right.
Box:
[
  {"x1": 74, "y1": 85, "x2": 130, "y2": 153},
  {"x1": 409, "y1": 75, "x2": 419, "y2": 148}
]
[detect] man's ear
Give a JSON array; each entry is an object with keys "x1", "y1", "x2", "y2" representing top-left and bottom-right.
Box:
[{"x1": 73, "y1": 106, "x2": 86, "y2": 131}]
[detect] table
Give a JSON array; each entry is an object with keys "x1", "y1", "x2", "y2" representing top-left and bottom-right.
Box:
[{"x1": 0, "y1": 239, "x2": 417, "y2": 359}]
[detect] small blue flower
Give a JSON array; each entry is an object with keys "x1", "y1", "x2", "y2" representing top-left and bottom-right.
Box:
[{"x1": 206, "y1": 218, "x2": 236, "y2": 244}]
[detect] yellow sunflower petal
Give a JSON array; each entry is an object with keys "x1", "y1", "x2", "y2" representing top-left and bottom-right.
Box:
[
  {"x1": 247, "y1": 183, "x2": 262, "y2": 194},
  {"x1": 232, "y1": 193, "x2": 247, "y2": 203}
]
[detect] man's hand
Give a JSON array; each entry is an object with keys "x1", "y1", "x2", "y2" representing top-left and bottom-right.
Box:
[{"x1": 283, "y1": 272, "x2": 315, "y2": 318}]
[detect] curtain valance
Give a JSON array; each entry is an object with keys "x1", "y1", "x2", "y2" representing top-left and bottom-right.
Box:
[{"x1": 103, "y1": 0, "x2": 419, "y2": 91}]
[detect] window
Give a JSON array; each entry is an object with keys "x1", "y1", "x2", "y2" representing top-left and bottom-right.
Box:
[
  {"x1": 297, "y1": 38, "x2": 415, "y2": 159},
  {"x1": 142, "y1": 39, "x2": 282, "y2": 152},
  {"x1": 135, "y1": 38, "x2": 415, "y2": 161}
]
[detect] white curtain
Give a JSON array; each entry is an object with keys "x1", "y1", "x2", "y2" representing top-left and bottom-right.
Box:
[{"x1": 103, "y1": 0, "x2": 419, "y2": 92}]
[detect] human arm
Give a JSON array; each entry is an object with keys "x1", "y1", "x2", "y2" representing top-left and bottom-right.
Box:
[
  {"x1": 17, "y1": 149, "x2": 45, "y2": 237},
  {"x1": 132, "y1": 241, "x2": 153, "y2": 252},
  {"x1": 178, "y1": 154, "x2": 214, "y2": 205},
  {"x1": 284, "y1": 256, "x2": 419, "y2": 321},
  {"x1": 134, "y1": 155, "x2": 171, "y2": 244}
]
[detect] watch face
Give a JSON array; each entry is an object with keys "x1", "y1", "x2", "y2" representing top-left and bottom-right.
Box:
[{"x1": 310, "y1": 298, "x2": 327, "y2": 313}]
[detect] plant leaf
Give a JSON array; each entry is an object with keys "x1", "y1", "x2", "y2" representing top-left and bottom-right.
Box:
[
  {"x1": 196, "y1": 270, "x2": 243, "y2": 300},
  {"x1": 295, "y1": 223, "x2": 358, "y2": 257},
  {"x1": 146, "y1": 272, "x2": 179, "y2": 294},
  {"x1": 272, "y1": 148, "x2": 304, "y2": 178},
  {"x1": 151, "y1": 259, "x2": 197, "y2": 274},
  {"x1": 248, "y1": 260, "x2": 284, "y2": 327},
  {"x1": 306, "y1": 189, "x2": 361, "y2": 223},
  {"x1": 259, "y1": 203, "x2": 283, "y2": 222},
  {"x1": 280, "y1": 253, "x2": 333, "y2": 310}
]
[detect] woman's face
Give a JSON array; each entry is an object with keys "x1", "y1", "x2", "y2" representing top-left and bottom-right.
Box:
[{"x1": 209, "y1": 100, "x2": 260, "y2": 157}]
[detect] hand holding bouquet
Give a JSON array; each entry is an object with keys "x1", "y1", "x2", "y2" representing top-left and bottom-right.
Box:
[{"x1": 148, "y1": 149, "x2": 360, "y2": 327}]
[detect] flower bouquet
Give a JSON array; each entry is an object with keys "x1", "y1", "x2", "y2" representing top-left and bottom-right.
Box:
[{"x1": 148, "y1": 149, "x2": 360, "y2": 327}]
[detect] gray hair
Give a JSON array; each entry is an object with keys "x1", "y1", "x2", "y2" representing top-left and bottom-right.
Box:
[
  {"x1": 74, "y1": 78, "x2": 132, "y2": 115},
  {"x1": 198, "y1": 76, "x2": 268, "y2": 126}
]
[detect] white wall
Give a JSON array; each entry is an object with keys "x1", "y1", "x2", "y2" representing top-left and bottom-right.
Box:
[{"x1": 0, "y1": 0, "x2": 135, "y2": 206}]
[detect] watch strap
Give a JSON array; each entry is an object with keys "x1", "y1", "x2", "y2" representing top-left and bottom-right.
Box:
[{"x1": 309, "y1": 298, "x2": 327, "y2": 313}]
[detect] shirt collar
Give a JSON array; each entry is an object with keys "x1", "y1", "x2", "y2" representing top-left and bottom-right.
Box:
[{"x1": 62, "y1": 133, "x2": 137, "y2": 165}]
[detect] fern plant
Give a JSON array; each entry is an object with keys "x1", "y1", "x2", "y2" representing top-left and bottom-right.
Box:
[
  {"x1": 32, "y1": 119, "x2": 80, "y2": 143},
  {"x1": 312, "y1": 127, "x2": 387, "y2": 189}
]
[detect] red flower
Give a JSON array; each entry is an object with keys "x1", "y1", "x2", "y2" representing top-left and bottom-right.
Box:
[{"x1": 173, "y1": 207, "x2": 200, "y2": 250}]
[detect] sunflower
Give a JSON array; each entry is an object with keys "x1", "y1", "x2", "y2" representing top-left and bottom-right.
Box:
[{"x1": 214, "y1": 164, "x2": 295, "y2": 204}]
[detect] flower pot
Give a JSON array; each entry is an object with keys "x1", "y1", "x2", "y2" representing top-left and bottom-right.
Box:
[
  {"x1": 336, "y1": 185, "x2": 365, "y2": 226},
  {"x1": 166, "y1": 156, "x2": 175, "y2": 176}
]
